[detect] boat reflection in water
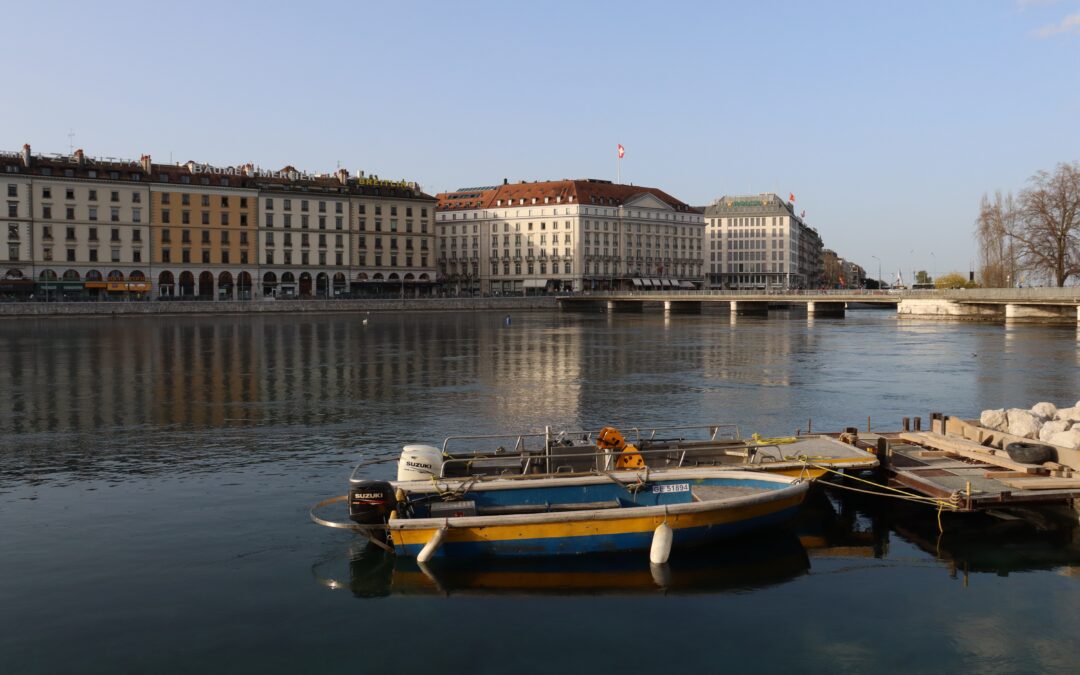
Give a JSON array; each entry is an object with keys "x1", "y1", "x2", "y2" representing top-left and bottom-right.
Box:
[
  {"x1": 313, "y1": 488, "x2": 1080, "y2": 599},
  {"x1": 314, "y1": 529, "x2": 811, "y2": 598}
]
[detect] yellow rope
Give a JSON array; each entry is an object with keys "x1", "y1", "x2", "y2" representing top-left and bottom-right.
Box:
[{"x1": 799, "y1": 456, "x2": 960, "y2": 511}]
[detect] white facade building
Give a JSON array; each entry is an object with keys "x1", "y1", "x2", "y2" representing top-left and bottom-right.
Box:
[{"x1": 437, "y1": 179, "x2": 704, "y2": 294}]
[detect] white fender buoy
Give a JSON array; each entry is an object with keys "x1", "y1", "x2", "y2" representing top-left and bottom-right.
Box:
[
  {"x1": 417, "y1": 526, "x2": 447, "y2": 563},
  {"x1": 649, "y1": 522, "x2": 673, "y2": 565}
]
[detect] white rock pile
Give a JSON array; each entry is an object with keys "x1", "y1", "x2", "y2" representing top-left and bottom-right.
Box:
[{"x1": 979, "y1": 401, "x2": 1080, "y2": 448}]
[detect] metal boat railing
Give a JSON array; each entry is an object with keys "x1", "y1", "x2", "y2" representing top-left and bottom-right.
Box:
[{"x1": 434, "y1": 424, "x2": 800, "y2": 478}]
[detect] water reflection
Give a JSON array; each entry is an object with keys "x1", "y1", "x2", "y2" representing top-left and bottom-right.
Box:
[
  {"x1": 313, "y1": 529, "x2": 811, "y2": 598},
  {"x1": 2, "y1": 311, "x2": 1080, "y2": 488}
]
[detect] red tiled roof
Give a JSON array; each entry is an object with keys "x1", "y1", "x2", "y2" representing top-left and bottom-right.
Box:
[{"x1": 437, "y1": 179, "x2": 695, "y2": 212}]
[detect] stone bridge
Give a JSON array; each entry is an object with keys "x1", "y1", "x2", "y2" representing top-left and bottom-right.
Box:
[{"x1": 558, "y1": 289, "x2": 1080, "y2": 322}]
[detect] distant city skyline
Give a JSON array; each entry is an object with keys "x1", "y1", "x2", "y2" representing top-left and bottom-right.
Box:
[{"x1": 3, "y1": 0, "x2": 1078, "y2": 282}]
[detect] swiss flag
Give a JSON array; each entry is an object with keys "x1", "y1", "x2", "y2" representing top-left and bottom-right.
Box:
[
  {"x1": 617, "y1": 144, "x2": 625, "y2": 159},
  {"x1": 789, "y1": 193, "x2": 795, "y2": 202}
]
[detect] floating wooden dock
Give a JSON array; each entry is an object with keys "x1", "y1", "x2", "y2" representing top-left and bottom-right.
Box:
[{"x1": 862, "y1": 415, "x2": 1080, "y2": 513}]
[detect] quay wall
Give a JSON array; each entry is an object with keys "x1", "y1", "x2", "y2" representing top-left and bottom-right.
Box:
[{"x1": 0, "y1": 297, "x2": 559, "y2": 318}]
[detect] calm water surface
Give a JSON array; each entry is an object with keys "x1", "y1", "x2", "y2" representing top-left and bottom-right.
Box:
[{"x1": 1, "y1": 309, "x2": 1079, "y2": 674}]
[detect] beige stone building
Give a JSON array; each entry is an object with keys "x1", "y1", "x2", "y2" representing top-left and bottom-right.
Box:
[
  {"x1": 437, "y1": 179, "x2": 704, "y2": 295},
  {"x1": 1, "y1": 146, "x2": 152, "y2": 299}
]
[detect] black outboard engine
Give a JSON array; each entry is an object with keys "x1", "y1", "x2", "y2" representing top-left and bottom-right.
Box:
[{"x1": 348, "y1": 480, "x2": 395, "y2": 525}]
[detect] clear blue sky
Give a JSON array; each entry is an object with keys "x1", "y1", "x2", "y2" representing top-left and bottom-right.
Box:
[{"x1": 3, "y1": 0, "x2": 1078, "y2": 280}]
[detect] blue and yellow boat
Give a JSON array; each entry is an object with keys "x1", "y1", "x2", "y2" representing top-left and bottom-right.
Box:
[{"x1": 314, "y1": 468, "x2": 808, "y2": 561}]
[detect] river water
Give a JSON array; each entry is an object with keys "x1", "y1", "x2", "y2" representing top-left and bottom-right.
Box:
[{"x1": 1, "y1": 308, "x2": 1078, "y2": 674}]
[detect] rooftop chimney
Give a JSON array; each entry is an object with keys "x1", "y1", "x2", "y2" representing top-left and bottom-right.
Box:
[
  {"x1": 140, "y1": 154, "x2": 152, "y2": 173},
  {"x1": 74, "y1": 148, "x2": 85, "y2": 166},
  {"x1": 503, "y1": 178, "x2": 508, "y2": 185},
  {"x1": 22, "y1": 144, "x2": 31, "y2": 167},
  {"x1": 337, "y1": 168, "x2": 348, "y2": 185}
]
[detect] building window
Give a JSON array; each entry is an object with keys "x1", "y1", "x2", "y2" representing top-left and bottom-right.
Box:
[
  {"x1": 111, "y1": 207, "x2": 120, "y2": 222},
  {"x1": 132, "y1": 192, "x2": 141, "y2": 203},
  {"x1": 182, "y1": 250, "x2": 190, "y2": 263},
  {"x1": 201, "y1": 195, "x2": 209, "y2": 207},
  {"x1": 201, "y1": 230, "x2": 210, "y2": 244},
  {"x1": 221, "y1": 212, "x2": 229, "y2": 226},
  {"x1": 89, "y1": 227, "x2": 98, "y2": 241},
  {"x1": 7, "y1": 244, "x2": 17, "y2": 260},
  {"x1": 110, "y1": 191, "x2": 119, "y2": 202},
  {"x1": 182, "y1": 194, "x2": 190, "y2": 206},
  {"x1": 67, "y1": 248, "x2": 76, "y2": 261},
  {"x1": 111, "y1": 228, "x2": 120, "y2": 242},
  {"x1": 88, "y1": 207, "x2": 97, "y2": 221},
  {"x1": 66, "y1": 227, "x2": 75, "y2": 240},
  {"x1": 43, "y1": 206, "x2": 52, "y2": 219},
  {"x1": 162, "y1": 209, "x2": 170, "y2": 224},
  {"x1": 222, "y1": 250, "x2": 230, "y2": 264},
  {"x1": 161, "y1": 193, "x2": 171, "y2": 204},
  {"x1": 133, "y1": 250, "x2": 141, "y2": 263},
  {"x1": 111, "y1": 249, "x2": 120, "y2": 262},
  {"x1": 133, "y1": 208, "x2": 141, "y2": 223},
  {"x1": 201, "y1": 212, "x2": 209, "y2": 225},
  {"x1": 89, "y1": 249, "x2": 98, "y2": 262},
  {"x1": 6, "y1": 202, "x2": 15, "y2": 218},
  {"x1": 240, "y1": 251, "x2": 248, "y2": 264},
  {"x1": 65, "y1": 188, "x2": 75, "y2": 200},
  {"x1": 88, "y1": 190, "x2": 97, "y2": 201},
  {"x1": 202, "y1": 250, "x2": 210, "y2": 264}
]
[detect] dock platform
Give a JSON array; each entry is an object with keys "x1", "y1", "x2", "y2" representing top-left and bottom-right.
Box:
[{"x1": 868, "y1": 415, "x2": 1080, "y2": 513}]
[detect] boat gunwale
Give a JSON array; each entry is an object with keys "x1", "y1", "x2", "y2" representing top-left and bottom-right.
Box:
[{"x1": 386, "y1": 471, "x2": 809, "y2": 531}]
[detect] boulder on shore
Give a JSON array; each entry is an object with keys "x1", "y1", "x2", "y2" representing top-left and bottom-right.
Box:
[
  {"x1": 1039, "y1": 419, "x2": 1072, "y2": 442},
  {"x1": 1006, "y1": 408, "x2": 1042, "y2": 439},
  {"x1": 980, "y1": 409, "x2": 1008, "y2": 431},
  {"x1": 1056, "y1": 406, "x2": 1080, "y2": 424},
  {"x1": 1031, "y1": 402, "x2": 1057, "y2": 420},
  {"x1": 1046, "y1": 429, "x2": 1080, "y2": 450}
]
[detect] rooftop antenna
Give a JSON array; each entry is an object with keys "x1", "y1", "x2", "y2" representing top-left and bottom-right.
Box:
[{"x1": 67, "y1": 130, "x2": 75, "y2": 154}]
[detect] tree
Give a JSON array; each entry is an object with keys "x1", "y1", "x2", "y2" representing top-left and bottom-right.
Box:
[
  {"x1": 935, "y1": 272, "x2": 976, "y2": 289},
  {"x1": 1005, "y1": 163, "x2": 1080, "y2": 287},
  {"x1": 974, "y1": 191, "x2": 1020, "y2": 287},
  {"x1": 914, "y1": 270, "x2": 932, "y2": 284}
]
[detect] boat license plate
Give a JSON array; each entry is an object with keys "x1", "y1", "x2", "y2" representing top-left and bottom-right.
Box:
[{"x1": 652, "y1": 483, "x2": 689, "y2": 494}]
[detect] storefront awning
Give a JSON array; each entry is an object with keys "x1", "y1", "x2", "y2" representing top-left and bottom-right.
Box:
[
  {"x1": 632, "y1": 278, "x2": 643, "y2": 287},
  {"x1": 679, "y1": 281, "x2": 696, "y2": 289},
  {"x1": 523, "y1": 279, "x2": 548, "y2": 288}
]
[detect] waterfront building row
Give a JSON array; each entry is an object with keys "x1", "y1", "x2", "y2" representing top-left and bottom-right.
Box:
[{"x1": 1, "y1": 145, "x2": 437, "y2": 299}]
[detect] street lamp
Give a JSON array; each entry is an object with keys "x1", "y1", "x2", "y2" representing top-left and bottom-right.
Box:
[{"x1": 871, "y1": 255, "x2": 881, "y2": 289}]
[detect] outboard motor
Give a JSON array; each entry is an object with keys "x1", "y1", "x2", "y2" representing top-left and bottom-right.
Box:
[
  {"x1": 397, "y1": 444, "x2": 443, "y2": 481},
  {"x1": 348, "y1": 480, "x2": 395, "y2": 525}
]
